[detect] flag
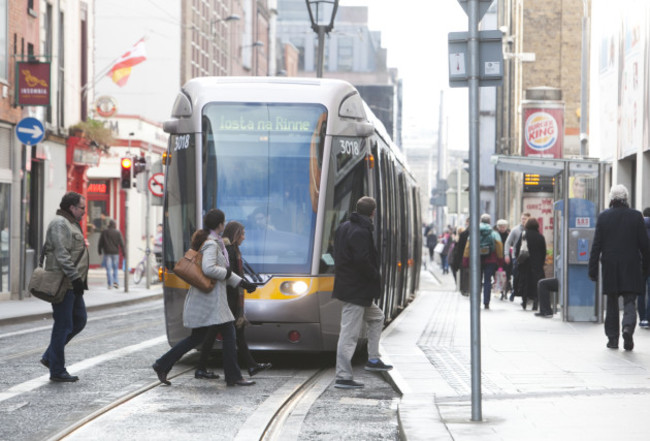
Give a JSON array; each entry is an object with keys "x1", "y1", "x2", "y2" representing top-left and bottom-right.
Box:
[{"x1": 106, "y1": 39, "x2": 147, "y2": 87}]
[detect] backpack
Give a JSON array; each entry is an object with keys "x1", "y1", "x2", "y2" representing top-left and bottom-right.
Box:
[{"x1": 479, "y1": 224, "x2": 495, "y2": 256}]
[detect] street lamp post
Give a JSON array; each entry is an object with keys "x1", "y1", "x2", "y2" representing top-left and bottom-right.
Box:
[
  {"x1": 579, "y1": 0, "x2": 589, "y2": 157},
  {"x1": 305, "y1": 0, "x2": 339, "y2": 78}
]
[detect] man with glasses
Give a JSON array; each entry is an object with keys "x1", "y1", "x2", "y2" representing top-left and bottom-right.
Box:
[{"x1": 40, "y1": 192, "x2": 90, "y2": 382}]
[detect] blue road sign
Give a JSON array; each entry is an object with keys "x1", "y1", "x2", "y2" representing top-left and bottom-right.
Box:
[{"x1": 16, "y1": 117, "x2": 45, "y2": 145}]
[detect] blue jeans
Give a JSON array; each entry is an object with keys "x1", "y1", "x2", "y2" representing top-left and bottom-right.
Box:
[
  {"x1": 104, "y1": 254, "x2": 119, "y2": 287},
  {"x1": 441, "y1": 254, "x2": 449, "y2": 272},
  {"x1": 482, "y1": 263, "x2": 497, "y2": 306},
  {"x1": 42, "y1": 290, "x2": 87, "y2": 376}
]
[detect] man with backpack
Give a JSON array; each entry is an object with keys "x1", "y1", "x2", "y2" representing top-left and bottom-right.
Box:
[{"x1": 478, "y1": 214, "x2": 504, "y2": 309}]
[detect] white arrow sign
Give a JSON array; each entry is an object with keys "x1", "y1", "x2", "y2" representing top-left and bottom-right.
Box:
[{"x1": 17, "y1": 125, "x2": 43, "y2": 138}]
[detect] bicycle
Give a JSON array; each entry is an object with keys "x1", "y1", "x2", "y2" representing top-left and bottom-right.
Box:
[{"x1": 133, "y1": 248, "x2": 161, "y2": 284}]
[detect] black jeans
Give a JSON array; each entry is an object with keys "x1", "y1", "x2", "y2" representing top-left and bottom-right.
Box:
[
  {"x1": 197, "y1": 321, "x2": 243, "y2": 384},
  {"x1": 605, "y1": 293, "x2": 637, "y2": 339},
  {"x1": 537, "y1": 278, "x2": 559, "y2": 315}
]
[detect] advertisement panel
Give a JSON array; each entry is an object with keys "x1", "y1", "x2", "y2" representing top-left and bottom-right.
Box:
[
  {"x1": 16, "y1": 61, "x2": 51, "y2": 106},
  {"x1": 522, "y1": 103, "x2": 564, "y2": 158}
]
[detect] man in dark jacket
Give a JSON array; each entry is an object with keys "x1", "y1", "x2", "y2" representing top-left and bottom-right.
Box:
[
  {"x1": 332, "y1": 196, "x2": 392, "y2": 389},
  {"x1": 638, "y1": 207, "x2": 650, "y2": 328},
  {"x1": 98, "y1": 220, "x2": 124, "y2": 289},
  {"x1": 589, "y1": 185, "x2": 650, "y2": 351}
]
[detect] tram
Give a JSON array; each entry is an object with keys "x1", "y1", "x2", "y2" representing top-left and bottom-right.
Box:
[{"x1": 161, "y1": 77, "x2": 422, "y2": 352}]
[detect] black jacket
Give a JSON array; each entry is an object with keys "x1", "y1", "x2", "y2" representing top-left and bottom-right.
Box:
[
  {"x1": 515, "y1": 227, "x2": 546, "y2": 299},
  {"x1": 332, "y1": 213, "x2": 380, "y2": 306},
  {"x1": 588, "y1": 206, "x2": 650, "y2": 294},
  {"x1": 97, "y1": 227, "x2": 124, "y2": 256}
]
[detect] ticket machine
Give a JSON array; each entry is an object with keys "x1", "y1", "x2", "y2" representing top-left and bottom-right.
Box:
[{"x1": 554, "y1": 163, "x2": 601, "y2": 321}]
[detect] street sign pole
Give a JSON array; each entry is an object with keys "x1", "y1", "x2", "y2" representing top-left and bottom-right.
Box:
[{"x1": 467, "y1": 0, "x2": 482, "y2": 422}]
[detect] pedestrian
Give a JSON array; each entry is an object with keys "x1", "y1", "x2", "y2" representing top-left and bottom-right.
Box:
[
  {"x1": 495, "y1": 219, "x2": 511, "y2": 299},
  {"x1": 223, "y1": 220, "x2": 272, "y2": 377},
  {"x1": 477, "y1": 214, "x2": 503, "y2": 309},
  {"x1": 637, "y1": 207, "x2": 650, "y2": 328},
  {"x1": 425, "y1": 225, "x2": 437, "y2": 265},
  {"x1": 536, "y1": 277, "x2": 558, "y2": 318},
  {"x1": 97, "y1": 219, "x2": 124, "y2": 289},
  {"x1": 452, "y1": 218, "x2": 470, "y2": 294},
  {"x1": 152, "y1": 223, "x2": 163, "y2": 266},
  {"x1": 152, "y1": 209, "x2": 258, "y2": 386},
  {"x1": 40, "y1": 192, "x2": 89, "y2": 382},
  {"x1": 588, "y1": 185, "x2": 650, "y2": 351},
  {"x1": 440, "y1": 230, "x2": 453, "y2": 274},
  {"x1": 332, "y1": 196, "x2": 392, "y2": 389},
  {"x1": 515, "y1": 218, "x2": 547, "y2": 311},
  {"x1": 504, "y1": 212, "x2": 531, "y2": 301}
]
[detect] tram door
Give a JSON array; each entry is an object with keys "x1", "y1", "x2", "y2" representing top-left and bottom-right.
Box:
[{"x1": 554, "y1": 165, "x2": 600, "y2": 321}]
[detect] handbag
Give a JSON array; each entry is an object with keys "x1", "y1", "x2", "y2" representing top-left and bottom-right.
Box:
[
  {"x1": 28, "y1": 246, "x2": 85, "y2": 304},
  {"x1": 434, "y1": 242, "x2": 445, "y2": 254},
  {"x1": 173, "y1": 244, "x2": 216, "y2": 293},
  {"x1": 517, "y1": 232, "x2": 530, "y2": 265}
]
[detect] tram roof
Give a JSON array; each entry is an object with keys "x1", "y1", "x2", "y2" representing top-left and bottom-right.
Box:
[{"x1": 181, "y1": 76, "x2": 362, "y2": 109}]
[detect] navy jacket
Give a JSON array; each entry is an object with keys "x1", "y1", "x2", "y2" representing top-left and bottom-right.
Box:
[
  {"x1": 332, "y1": 213, "x2": 381, "y2": 307},
  {"x1": 588, "y1": 206, "x2": 650, "y2": 294}
]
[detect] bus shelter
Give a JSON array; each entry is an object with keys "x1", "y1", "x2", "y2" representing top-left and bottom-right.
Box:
[{"x1": 492, "y1": 156, "x2": 606, "y2": 322}]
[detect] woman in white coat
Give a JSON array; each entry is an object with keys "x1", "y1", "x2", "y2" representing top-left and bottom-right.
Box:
[{"x1": 152, "y1": 209, "x2": 258, "y2": 386}]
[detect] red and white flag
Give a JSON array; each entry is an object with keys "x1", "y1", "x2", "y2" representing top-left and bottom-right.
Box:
[{"x1": 106, "y1": 39, "x2": 147, "y2": 87}]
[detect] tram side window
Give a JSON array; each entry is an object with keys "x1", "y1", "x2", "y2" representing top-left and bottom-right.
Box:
[{"x1": 320, "y1": 159, "x2": 367, "y2": 274}]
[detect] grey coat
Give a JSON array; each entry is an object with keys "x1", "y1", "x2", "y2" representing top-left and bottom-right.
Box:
[
  {"x1": 43, "y1": 214, "x2": 89, "y2": 288},
  {"x1": 183, "y1": 236, "x2": 242, "y2": 328}
]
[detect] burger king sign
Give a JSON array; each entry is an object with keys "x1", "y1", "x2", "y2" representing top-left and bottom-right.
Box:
[{"x1": 522, "y1": 106, "x2": 564, "y2": 158}]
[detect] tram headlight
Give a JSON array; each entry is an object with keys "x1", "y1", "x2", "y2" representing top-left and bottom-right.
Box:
[{"x1": 279, "y1": 280, "x2": 309, "y2": 296}]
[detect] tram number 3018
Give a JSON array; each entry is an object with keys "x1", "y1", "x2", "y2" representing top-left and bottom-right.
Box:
[{"x1": 337, "y1": 137, "x2": 361, "y2": 156}]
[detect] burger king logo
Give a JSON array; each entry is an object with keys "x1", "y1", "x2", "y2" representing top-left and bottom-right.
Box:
[{"x1": 525, "y1": 112, "x2": 558, "y2": 151}]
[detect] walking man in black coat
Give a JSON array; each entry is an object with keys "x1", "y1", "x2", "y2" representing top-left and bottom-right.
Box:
[
  {"x1": 332, "y1": 196, "x2": 392, "y2": 389},
  {"x1": 589, "y1": 184, "x2": 650, "y2": 351}
]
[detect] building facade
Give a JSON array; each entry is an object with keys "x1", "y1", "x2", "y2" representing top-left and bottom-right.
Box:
[
  {"x1": 496, "y1": 0, "x2": 587, "y2": 223},
  {"x1": 1, "y1": 0, "x2": 94, "y2": 300}
]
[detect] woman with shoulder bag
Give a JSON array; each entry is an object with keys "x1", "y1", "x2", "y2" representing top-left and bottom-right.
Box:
[
  {"x1": 152, "y1": 209, "x2": 258, "y2": 387},
  {"x1": 223, "y1": 221, "x2": 272, "y2": 377},
  {"x1": 515, "y1": 218, "x2": 547, "y2": 311}
]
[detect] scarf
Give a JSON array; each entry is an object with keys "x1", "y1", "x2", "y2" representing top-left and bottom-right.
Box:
[
  {"x1": 210, "y1": 231, "x2": 229, "y2": 266},
  {"x1": 56, "y1": 209, "x2": 83, "y2": 234}
]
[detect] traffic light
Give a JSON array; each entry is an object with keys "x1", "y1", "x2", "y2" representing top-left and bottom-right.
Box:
[
  {"x1": 132, "y1": 156, "x2": 147, "y2": 178},
  {"x1": 120, "y1": 157, "x2": 133, "y2": 189}
]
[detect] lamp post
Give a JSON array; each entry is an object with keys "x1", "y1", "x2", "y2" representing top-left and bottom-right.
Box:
[
  {"x1": 305, "y1": 0, "x2": 339, "y2": 78},
  {"x1": 579, "y1": 0, "x2": 589, "y2": 157}
]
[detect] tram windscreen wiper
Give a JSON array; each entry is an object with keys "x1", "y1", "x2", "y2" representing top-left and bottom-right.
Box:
[{"x1": 242, "y1": 258, "x2": 262, "y2": 283}]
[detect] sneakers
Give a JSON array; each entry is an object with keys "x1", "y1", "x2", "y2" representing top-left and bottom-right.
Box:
[
  {"x1": 640, "y1": 320, "x2": 649, "y2": 328},
  {"x1": 334, "y1": 379, "x2": 364, "y2": 389},
  {"x1": 622, "y1": 327, "x2": 634, "y2": 351},
  {"x1": 113, "y1": 283, "x2": 119, "y2": 289},
  {"x1": 364, "y1": 359, "x2": 393, "y2": 372}
]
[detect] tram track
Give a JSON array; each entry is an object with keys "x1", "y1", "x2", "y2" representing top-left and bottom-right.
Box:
[
  {"x1": 44, "y1": 367, "x2": 195, "y2": 441},
  {"x1": 42, "y1": 367, "x2": 335, "y2": 441}
]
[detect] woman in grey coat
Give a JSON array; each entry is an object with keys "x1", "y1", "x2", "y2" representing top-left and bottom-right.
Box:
[{"x1": 152, "y1": 209, "x2": 257, "y2": 386}]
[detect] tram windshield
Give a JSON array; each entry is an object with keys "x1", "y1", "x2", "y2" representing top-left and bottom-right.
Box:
[{"x1": 202, "y1": 103, "x2": 327, "y2": 275}]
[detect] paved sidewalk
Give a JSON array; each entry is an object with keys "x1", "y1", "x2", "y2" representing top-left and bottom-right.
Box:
[
  {"x1": 384, "y1": 265, "x2": 650, "y2": 440},
  {"x1": 0, "y1": 269, "x2": 162, "y2": 325}
]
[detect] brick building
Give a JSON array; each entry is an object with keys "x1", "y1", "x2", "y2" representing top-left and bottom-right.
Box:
[{"x1": 495, "y1": 0, "x2": 588, "y2": 222}]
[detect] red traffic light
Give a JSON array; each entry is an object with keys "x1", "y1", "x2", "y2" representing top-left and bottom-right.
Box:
[{"x1": 121, "y1": 157, "x2": 133, "y2": 169}]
